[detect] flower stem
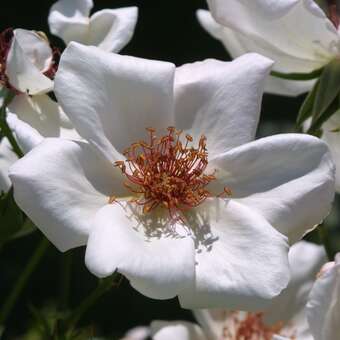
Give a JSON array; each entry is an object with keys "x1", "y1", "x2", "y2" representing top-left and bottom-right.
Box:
[
  {"x1": 0, "y1": 237, "x2": 49, "y2": 325},
  {"x1": 0, "y1": 91, "x2": 23, "y2": 157},
  {"x1": 66, "y1": 273, "x2": 119, "y2": 333}
]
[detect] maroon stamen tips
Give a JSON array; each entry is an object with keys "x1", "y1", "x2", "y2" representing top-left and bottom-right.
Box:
[
  {"x1": 329, "y1": 5, "x2": 340, "y2": 29},
  {"x1": 43, "y1": 47, "x2": 60, "y2": 80},
  {"x1": 222, "y1": 312, "x2": 292, "y2": 340},
  {"x1": 0, "y1": 28, "x2": 17, "y2": 92},
  {"x1": 328, "y1": 0, "x2": 340, "y2": 29}
]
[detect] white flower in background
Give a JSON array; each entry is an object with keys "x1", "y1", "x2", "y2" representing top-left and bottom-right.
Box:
[
  {"x1": 307, "y1": 252, "x2": 340, "y2": 340},
  {"x1": 149, "y1": 241, "x2": 327, "y2": 340},
  {"x1": 0, "y1": 28, "x2": 55, "y2": 96},
  {"x1": 10, "y1": 42, "x2": 335, "y2": 309},
  {"x1": 0, "y1": 27, "x2": 76, "y2": 141},
  {"x1": 197, "y1": 0, "x2": 340, "y2": 96},
  {"x1": 197, "y1": 0, "x2": 340, "y2": 194},
  {"x1": 0, "y1": 28, "x2": 80, "y2": 193},
  {"x1": 48, "y1": 0, "x2": 138, "y2": 52}
]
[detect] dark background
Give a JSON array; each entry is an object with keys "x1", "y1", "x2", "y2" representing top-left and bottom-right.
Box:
[{"x1": 0, "y1": 0, "x2": 306, "y2": 338}]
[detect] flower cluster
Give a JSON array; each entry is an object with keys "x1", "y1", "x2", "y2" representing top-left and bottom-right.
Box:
[{"x1": 0, "y1": 0, "x2": 340, "y2": 339}]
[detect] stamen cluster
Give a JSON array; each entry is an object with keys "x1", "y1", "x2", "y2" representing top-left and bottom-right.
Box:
[
  {"x1": 114, "y1": 127, "x2": 230, "y2": 221},
  {"x1": 222, "y1": 312, "x2": 292, "y2": 340}
]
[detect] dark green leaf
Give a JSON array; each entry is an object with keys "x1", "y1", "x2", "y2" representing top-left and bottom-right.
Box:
[
  {"x1": 312, "y1": 59, "x2": 340, "y2": 124},
  {"x1": 0, "y1": 86, "x2": 7, "y2": 100},
  {"x1": 9, "y1": 219, "x2": 36, "y2": 241},
  {"x1": 271, "y1": 67, "x2": 323, "y2": 80},
  {"x1": 28, "y1": 303, "x2": 52, "y2": 338},
  {"x1": 0, "y1": 188, "x2": 24, "y2": 246},
  {"x1": 308, "y1": 98, "x2": 340, "y2": 135},
  {"x1": 296, "y1": 79, "x2": 320, "y2": 127}
]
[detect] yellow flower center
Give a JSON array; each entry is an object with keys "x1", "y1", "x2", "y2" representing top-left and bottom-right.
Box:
[{"x1": 111, "y1": 127, "x2": 231, "y2": 222}]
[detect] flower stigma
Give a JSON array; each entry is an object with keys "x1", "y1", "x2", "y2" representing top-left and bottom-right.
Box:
[{"x1": 111, "y1": 127, "x2": 231, "y2": 223}]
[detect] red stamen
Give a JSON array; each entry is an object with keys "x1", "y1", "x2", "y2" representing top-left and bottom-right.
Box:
[
  {"x1": 112, "y1": 127, "x2": 231, "y2": 222},
  {"x1": 43, "y1": 46, "x2": 60, "y2": 80},
  {"x1": 222, "y1": 312, "x2": 295, "y2": 340}
]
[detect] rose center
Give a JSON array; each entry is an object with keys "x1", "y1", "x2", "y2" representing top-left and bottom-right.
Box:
[
  {"x1": 112, "y1": 127, "x2": 231, "y2": 222},
  {"x1": 222, "y1": 312, "x2": 296, "y2": 340}
]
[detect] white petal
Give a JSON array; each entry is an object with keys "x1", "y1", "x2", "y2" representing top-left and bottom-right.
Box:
[
  {"x1": 193, "y1": 310, "x2": 227, "y2": 339},
  {"x1": 6, "y1": 30, "x2": 53, "y2": 95},
  {"x1": 55, "y1": 42, "x2": 175, "y2": 162},
  {"x1": 193, "y1": 242, "x2": 323, "y2": 339},
  {"x1": 307, "y1": 254, "x2": 340, "y2": 340},
  {"x1": 50, "y1": 0, "x2": 93, "y2": 18},
  {"x1": 48, "y1": 0, "x2": 93, "y2": 44},
  {"x1": 13, "y1": 29, "x2": 52, "y2": 72},
  {"x1": 174, "y1": 53, "x2": 273, "y2": 157},
  {"x1": 6, "y1": 112, "x2": 44, "y2": 153},
  {"x1": 85, "y1": 204, "x2": 195, "y2": 300},
  {"x1": 7, "y1": 94, "x2": 74, "y2": 140},
  {"x1": 0, "y1": 138, "x2": 17, "y2": 193},
  {"x1": 151, "y1": 321, "x2": 206, "y2": 340},
  {"x1": 264, "y1": 241, "x2": 326, "y2": 338},
  {"x1": 121, "y1": 326, "x2": 150, "y2": 340},
  {"x1": 207, "y1": 0, "x2": 337, "y2": 71},
  {"x1": 9, "y1": 138, "x2": 124, "y2": 251},
  {"x1": 197, "y1": 8, "x2": 329, "y2": 74},
  {"x1": 264, "y1": 76, "x2": 315, "y2": 97},
  {"x1": 321, "y1": 116, "x2": 340, "y2": 193},
  {"x1": 88, "y1": 7, "x2": 138, "y2": 52},
  {"x1": 232, "y1": 0, "x2": 300, "y2": 18},
  {"x1": 211, "y1": 134, "x2": 335, "y2": 242},
  {"x1": 179, "y1": 199, "x2": 290, "y2": 310},
  {"x1": 8, "y1": 94, "x2": 81, "y2": 144}
]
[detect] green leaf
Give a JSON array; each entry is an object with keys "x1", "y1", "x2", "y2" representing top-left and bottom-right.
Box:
[
  {"x1": 0, "y1": 188, "x2": 24, "y2": 246},
  {"x1": 312, "y1": 59, "x2": 340, "y2": 123},
  {"x1": 9, "y1": 219, "x2": 36, "y2": 241},
  {"x1": 28, "y1": 303, "x2": 52, "y2": 338},
  {"x1": 308, "y1": 98, "x2": 340, "y2": 135},
  {"x1": 271, "y1": 67, "x2": 323, "y2": 80},
  {"x1": 0, "y1": 90, "x2": 23, "y2": 157},
  {"x1": 296, "y1": 79, "x2": 320, "y2": 127},
  {"x1": 0, "y1": 86, "x2": 7, "y2": 100}
]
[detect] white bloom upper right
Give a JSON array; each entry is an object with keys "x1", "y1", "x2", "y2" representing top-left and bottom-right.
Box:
[{"x1": 197, "y1": 0, "x2": 340, "y2": 96}]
